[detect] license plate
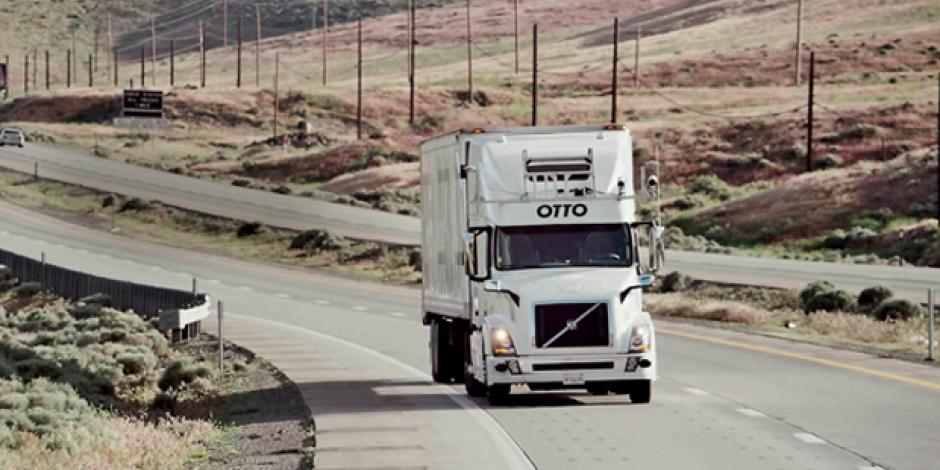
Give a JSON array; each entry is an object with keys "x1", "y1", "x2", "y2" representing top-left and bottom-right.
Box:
[{"x1": 563, "y1": 373, "x2": 585, "y2": 386}]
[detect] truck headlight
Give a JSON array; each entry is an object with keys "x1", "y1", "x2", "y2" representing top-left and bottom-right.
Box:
[
  {"x1": 491, "y1": 326, "x2": 516, "y2": 356},
  {"x1": 629, "y1": 324, "x2": 652, "y2": 353}
]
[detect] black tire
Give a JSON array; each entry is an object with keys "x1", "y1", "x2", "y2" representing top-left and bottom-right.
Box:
[
  {"x1": 586, "y1": 384, "x2": 609, "y2": 396},
  {"x1": 486, "y1": 384, "x2": 511, "y2": 405},
  {"x1": 630, "y1": 380, "x2": 652, "y2": 404}
]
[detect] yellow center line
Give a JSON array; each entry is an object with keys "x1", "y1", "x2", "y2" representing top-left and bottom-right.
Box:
[{"x1": 659, "y1": 326, "x2": 940, "y2": 393}]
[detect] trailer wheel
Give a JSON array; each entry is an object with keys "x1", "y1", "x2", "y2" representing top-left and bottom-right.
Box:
[
  {"x1": 630, "y1": 380, "x2": 652, "y2": 404},
  {"x1": 486, "y1": 384, "x2": 511, "y2": 405}
]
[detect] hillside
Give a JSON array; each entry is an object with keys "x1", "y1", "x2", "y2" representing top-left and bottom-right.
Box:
[{"x1": 1, "y1": 0, "x2": 937, "y2": 263}]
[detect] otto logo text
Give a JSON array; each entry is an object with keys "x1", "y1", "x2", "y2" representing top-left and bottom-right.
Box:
[{"x1": 537, "y1": 204, "x2": 588, "y2": 218}]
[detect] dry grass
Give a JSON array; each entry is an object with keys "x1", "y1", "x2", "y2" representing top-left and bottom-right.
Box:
[
  {"x1": 0, "y1": 414, "x2": 215, "y2": 470},
  {"x1": 647, "y1": 291, "x2": 934, "y2": 354}
]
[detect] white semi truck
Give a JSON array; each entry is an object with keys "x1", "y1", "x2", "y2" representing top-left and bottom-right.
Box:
[{"x1": 420, "y1": 124, "x2": 665, "y2": 405}]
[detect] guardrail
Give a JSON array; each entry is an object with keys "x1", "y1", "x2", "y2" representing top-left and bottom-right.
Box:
[{"x1": 0, "y1": 247, "x2": 209, "y2": 342}]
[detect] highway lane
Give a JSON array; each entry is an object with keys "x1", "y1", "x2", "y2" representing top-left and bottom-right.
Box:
[
  {"x1": 3, "y1": 201, "x2": 939, "y2": 469},
  {"x1": 1, "y1": 143, "x2": 937, "y2": 302}
]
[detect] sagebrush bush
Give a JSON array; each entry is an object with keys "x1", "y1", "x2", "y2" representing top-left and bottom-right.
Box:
[
  {"x1": 13, "y1": 282, "x2": 41, "y2": 299},
  {"x1": 805, "y1": 290, "x2": 856, "y2": 313},
  {"x1": 290, "y1": 229, "x2": 349, "y2": 252},
  {"x1": 872, "y1": 299, "x2": 924, "y2": 321},
  {"x1": 799, "y1": 281, "x2": 835, "y2": 309},
  {"x1": 659, "y1": 271, "x2": 692, "y2": 293},
  {"x1": 858, "y1": 286, "x2": 893, "y2": 312},
  {"x1": 236, "y1": 221, "x2": 264, "y2": 238},
  {"x1": 689, "y1": 175, "x2": 731, "y2": 200}
]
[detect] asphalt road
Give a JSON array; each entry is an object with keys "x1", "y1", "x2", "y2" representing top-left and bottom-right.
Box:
[
  {"x1": 1, "y1": 143, "x2": 936, "y2": 301},
  {"x1": 2, "y1": 200, "x2": 939, "y2": 470}
]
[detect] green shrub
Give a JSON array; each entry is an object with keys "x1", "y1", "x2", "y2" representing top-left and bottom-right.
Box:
[
  {"x1": 821, "y1": 229, "x2": 847, "y2": 249},
  {"x1": 290, "y1": 229, "x2": 350, "y2": 252},
  {"x1": 872, "y1": 299, "x2": 924, "y2": 321},
  {"x1": 813, "y1": 153, "x2": 842, "y2": 171},
  {"x1": 799, "y1": 281, "x2": 835, "y2": 309},
  {"x1": 858, "y1": 286, "x2": 893, "y2": 312},
  {"x1": 805, "y1": 289, "x2": 855, "y2": 313},
  {"x1": 689, "y1": 175, "x2": 731, "y2": 200},
  {"x1": 13, "y1": 282, "x2": 41, "y2": 299},
  {"x1": 78, "y1": 293, "x2": 112, "y2": 308},
  {"x1": 0, "y1": 394, "x2": 28, "y2": 410},
  {"x1": 151, "y1": 391, "x2": 176, "y2": 411},
  {"x1": 672, "y1": 195, "x2": 705, "y2": 210},
  {"x1": 236, "y1": 222, "x2": 264, "y2": 238},
  {"x1": 158, "y1": 359, "x2": 198, "y2": 391},
  {"x1": 14, "y1": 358, "x2": 59, "y2": 381},
  {"x1": 116, "y1": 352, "x2": 157, "y2": 375},
  {"x1": 0, "y1": 265, "x2": 16, "y2": 292},
  {"x1": 660, "y1": 271, "x2": 692, "y2": 293},
  {"x1": 67, "y1": 303, "x2": 103, "y2": 320},
  {"x1": 118, "y1": 197, "x2": 152, "y2": 213}
]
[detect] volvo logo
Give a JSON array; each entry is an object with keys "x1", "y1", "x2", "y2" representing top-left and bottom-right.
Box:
[{"x1": 537, "y1": 204, "x2": 588, "y2": 218}]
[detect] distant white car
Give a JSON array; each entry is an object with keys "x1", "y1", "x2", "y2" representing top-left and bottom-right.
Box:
[{"x1": 0, "y1": 128, "x2": 24, "y2": 147}]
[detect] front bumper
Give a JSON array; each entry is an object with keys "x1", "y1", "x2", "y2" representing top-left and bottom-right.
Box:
[{"x1": 486, "y1": 352, "x2": 656, "y2": 385}]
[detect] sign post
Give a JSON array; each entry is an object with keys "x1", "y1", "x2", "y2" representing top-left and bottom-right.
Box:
[{"x1": 0, "y1": 63, "x2": 7, "y2": 97}]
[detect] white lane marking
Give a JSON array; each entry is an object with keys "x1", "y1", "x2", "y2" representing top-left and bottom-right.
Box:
[
  {"x1": 684, "y1": 387, "x2": 710, "y2": 396},
  {"x1": 226, "y1": 312, "x2": 536, "y2": 470},
  {"x1": 736, "y1": 408, "x2": 766, "y2": 418},
  {"x1": 98, "y1": 253, "x2": 111, "y2": 259},
  {"x1": 353, "y1": 306, "x2": 368, "y2": 311},
  {"x1": 793, "y1": 432, "x2": 827, "y2": 445},
  {"x1": 54, "y1": 243, "x2": 67, "y2": 249},
  {"x1": 389, "y1": 312, "x2": 407, "y2": 318},
  {"x1": 240, "y1": 286, "x2": 255, "y2": 292},
  {"x1": 206, "y1": 279, "x2": 221, "y2": 285},
  {"x1": 150, "y1": 266, "x2": 163, "y2": 271},
  {"x1": 275, "y1": 293, "x2": 291, "y2": 299},
  {"x1": 76, "y1": 248, "x2": 88, "y2": 254},
  {"x1": 315, "y1": 300, "x2": 330, "y2": 305}
]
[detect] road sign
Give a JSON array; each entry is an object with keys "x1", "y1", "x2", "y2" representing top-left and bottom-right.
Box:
[
  {"x1": 123, "y1": 89, "x2": 164, "y2": 118},
  {"x1": 113, "y1": 117, "x2": 172, "y2": 132},
  {"x1": 0, "y1": 63, "x2": 7, "y2": 91}
]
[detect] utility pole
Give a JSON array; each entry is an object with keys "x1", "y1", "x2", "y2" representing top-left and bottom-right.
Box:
[
  {"x1": 71, "y1": 30, "x2": 76, "y2": 83},
  {"x1": 322, "y1": 0, "x2": 328, "y2": 85},
  {"x1": 806, "y1": 51, "x2": 815, "y2": 173},
  {"x1": 936, "y1": 73, "x2": 939, "y2": 222},
  {"x1": 108, "y1": 15, "x2": 113, "y2": 79},
  {"x1": 256, "y1": 5, "x2": 261, "y2": 88},
  {"x1": 273, "y1": 52, "x2": 279, "y2": 141},
  {"x1": 465, "y1": 0, "x2": 473, "y2": 103},
  {"x1": 223, "y1": 0, "x2": 228, "y2": 47},
  {"x1": 200, "y1": 21, "x2": 206, "y2": 88},
  {"x1": 611, "y1": 18, "x2": 619, "y2": 123},
  {"x1": 409, "y1": 0, "x2": 416, "y2": 124},
  {"x1": 87, "y1": 54, "x2": 93, "y2": 87},
  {"x1": 357, "y1": 18, "x2": 363, "y2": 141},
  {"x1": 633, "y1": 26, "x2": 641, "y2": 88},
  {"x1": 94, "y1": 25, "x2": 99, "y2": 73},
  {"x1": 407, "y1": 0, "x2": 412, "y2": 85},
  {"x1": 67, "y1": 49, "x2": 71, "y2": 88},
  {"x1": 151, "y1": 16, "x2": 157, "y2": 86},
  {"x1": 237, "y1": 16, "x2": 242, "y2": 88},
  {"x1": 794, "y1": 0, "x2": 804, "y2": 86},
  {"x1": 532, "y1": 24, "x2": 538, "y2": 126},
  {"x1": 170, "y1": 39, "x2": 175, "y2": 86},
  {"x1": 24, "y1": 55, "x2": 28, "y2": 94},
  {"x1": 114, "y1": 49, "x2": 118, "y2": 87},
  {"x1": 44, "y1": 50, "x2": 49, "y2": 90},
  {"x1": 140, "y1": 46, "x2": 145, "y2": 89},
  {"x1": 32, "y1": 49, "x2": 37, "y2": 90},
  {"x1": 514, "y1": 0, "x2": 519, "y2": 74}
]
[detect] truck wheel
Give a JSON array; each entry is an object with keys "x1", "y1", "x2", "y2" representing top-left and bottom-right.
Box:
[
  {"x1": 465, "y1": 369, "x2": 487, "y2": 397},
  {"x1": 586, "y1": 384, "x2": 609, "y2": 396},
  {"x1": 630, "y1": 380, "x2": 652, "y2": 404},
  {"x1": 486, "y1": 384, "x2": 511, "y2": 405}
]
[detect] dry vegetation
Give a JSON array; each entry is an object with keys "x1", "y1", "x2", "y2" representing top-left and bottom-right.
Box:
[{"x1": 649, "y1": 273, "x2": 934, "y2": 358}]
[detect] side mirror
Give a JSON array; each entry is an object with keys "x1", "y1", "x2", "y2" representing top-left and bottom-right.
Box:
[
  {"x1": 637, "y1": 274, "x2": 655, "y2": 288},
  {"x1": 463, "y1": 232, "x2": 476, "y2": 277},
  {"x1": 646, "y1": 225, "x2": 665, "y2": 274}
]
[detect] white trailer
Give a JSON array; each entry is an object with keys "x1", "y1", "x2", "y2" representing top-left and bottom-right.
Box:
[{"x1": 420, "y1": 124, "x2": 665, "y2": 404}]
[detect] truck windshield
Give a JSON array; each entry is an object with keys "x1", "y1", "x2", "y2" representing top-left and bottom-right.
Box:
[{"x1": 496, "y1": 224, "x2": 632, "y2": 270}]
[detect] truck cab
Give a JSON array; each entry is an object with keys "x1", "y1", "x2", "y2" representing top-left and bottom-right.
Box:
[{"x1": 420, "y1": 125, "x2": 664, "y2": 405}]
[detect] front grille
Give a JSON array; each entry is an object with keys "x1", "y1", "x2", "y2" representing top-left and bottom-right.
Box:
[
  {"x1": 535, "y1": 302, "x2": 609, "y2": 348},
  {"x1": 533, "y1": 362, "x2": 615, "y2": 371}
]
